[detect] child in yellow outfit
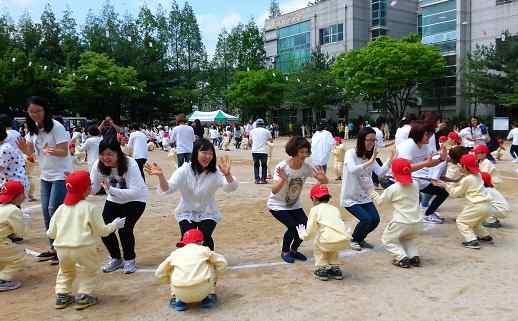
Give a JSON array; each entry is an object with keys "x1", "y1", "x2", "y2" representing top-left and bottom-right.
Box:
[
  {"x1": 369, "y1": 159, "x2": 423, "y2": 268},
  {"x1": 0, "y1": 181, "x2": 26, "y2": 292},
  {"x1": 155, "y1": 228, "x2": 227, "y2": 312},
  {"x1": 473, "y1": 144, "x2": 502, "y2": 185},
  {"x1": 296, "y1": 185, "x2": 351, "y2": 281},
  {"x1": 47, "y1": 171, "x2": 126, "y2": 310},
  {"x1": 480, "y1": 172, "x2": 511, "y2": 229},
  {"x1": 332, "y1": 138, "x2": 346, "y2": 181},
  {"x1": 435, "y1": 154, "x2": 493, "y2": 250}
]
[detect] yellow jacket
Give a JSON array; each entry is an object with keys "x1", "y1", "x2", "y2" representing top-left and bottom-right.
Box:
[
  {"x1": 0, "y1": 204, "x2": 25, "y2": 240},
  {"x1": 47, "y1": 200, "x2": 117, "y2": 247},
  {"x1": 479, "y1": 159, "x2": 502, "y2": 184},
  {"x1": 370, "y1": 182, "x2": 422, "y2": 224},
  {"x1": 445, "y1": 174, "x2": 493, "y2": 204},
  {"x1": 155, "y1": 243, "x2": 227, "y2": 288},
  {"x1": 299, "y1": 203, "x2": 351, "y2": 244},
  {"x1": 332, "y1": 144, "x2": 346, "y2": 163}
]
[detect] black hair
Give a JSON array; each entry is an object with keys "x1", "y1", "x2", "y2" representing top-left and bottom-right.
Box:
[
  {"x1": 129, "y1": 123, "x2": 139, "y2": 131},
  {"x1": 97, "y1": 139, "x2": 128, "y2": 176},
  {"x1": 0, "y1": 114, "x2": 12, "y2": 127},
  {"x1": 449, "y1": 146, "x2": 470, "y2": 164},
  {"x1": 285, "y1": 136, "x2": 311, "y2": 157},
  {"x1": 409, "y1": 121, "x2": 432, "y2": 145},
  {"x1": 315, "y1": 195, "x2": 331, "y2": 203},
  {"x1": 87, "y1": 125, "x2": 100, "y2": 136},
  {"x1": 356, "y1": 127, "x2": 376, "y2": 159},
  {"x1": 375, "y1": 117, "x2": 386, "y2": 128},
  {"x1": 191, "y1": 138, "x2": 217, "y2": 175},
  {"x1": 0, "y1": 124, "x2": 6, "y2": 142},
  {"x1": 25, "y1": 96, "x2": 54, "y2": 135}
]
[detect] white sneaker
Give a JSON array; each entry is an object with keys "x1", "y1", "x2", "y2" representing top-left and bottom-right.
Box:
[
  {"x1": 424, "y1": 213, "x2": 444, "y2": 224},
  {"x1": 350, "y1": 241, "x2": 362, "y2": 251},
  {"x1": 102, "y1": 257, "x2": 123, "y2": 273},
  {"x1": 123, "y1": 260, "x2": 137, "y2": 274}
]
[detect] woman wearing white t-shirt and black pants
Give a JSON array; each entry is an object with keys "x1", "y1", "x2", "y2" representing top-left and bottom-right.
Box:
[
  {"x1": 268, "y1": 136, "x2": 328, "y2": 263},
  {"x1": 17, "y1": 97, "x2": 70, "y2": 264},
  {"x1": 90, "y1": 139, "x2": 148, "y2": 274},
  {"x1": 146, "y1": 138, "x2": 238, "y2": 250}
]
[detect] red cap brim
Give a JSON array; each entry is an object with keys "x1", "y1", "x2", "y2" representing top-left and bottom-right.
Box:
[{"x1": 0, "y1": 194, "x2": 16, "y2": 204}]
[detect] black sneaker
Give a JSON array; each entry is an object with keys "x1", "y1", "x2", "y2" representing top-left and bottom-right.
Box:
[
  {"x1": 0, "y1": 279, "x2": 22, "y2": 292},
  {"x1": 482, "y1": 220, "x2": 501, "y2": 228},
  {"x1": 313, "y1": 267, "x2": 329, "y2": 281},
  {"x1": 55, "y1": 293, "x2": 74, "y2": 309},
  {"x1": 37, "y1": 251, "x2": 56, "y2": 262},
  {"x1": 477, "y1": 235, "x2": 493, "y2": 242},
  {"x1": 392, "y1": 257, "x2": 411, "y2": 268},
  {"x1": 327, "y1": 265, "x2": 344, "y2": 280},
  {"x1": 359, "y1": 240, "x2": 374, "y2": 249},
  {"x1": 290, "y1": 251, "x2": 307, "y2": 261},
  {"x1": 462, "y1": 240, "x2": 481, "y2": 249},
  {"x1": 409, "y1": 256, "x2": 421, "y2": 267},
  {"x1": 281, "y1": 252, "x2": 295, "y2": 263},
  {"x1": 200, "y1": 294, "x2": 218, "y2": 309},
  {"x1": 75, "y1": 294, "x2": 98, "y2": 310},
  {"x1": 49, "y1": 254, "x2": 59, "y2": 265},
  {"x1": 8, "y1": 235, "x2": 23, "y2": 243}
]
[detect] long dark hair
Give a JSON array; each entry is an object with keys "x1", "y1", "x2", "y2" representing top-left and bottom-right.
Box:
[
  {"x1": 191, "y1": 138, "x2": 217, "y2": 175},
  {"x1": 25, "y1": 96, "x2": 54, "y2": 135},
  {"x1": 0, "y1": 124, "x2": 7, "y2": 142},
  {"x1": 356, "y1": 127, "x2": 376, "y2": 159},
  {"x1": 97, "y1": 139, "x2": 128, "y2": 176}
]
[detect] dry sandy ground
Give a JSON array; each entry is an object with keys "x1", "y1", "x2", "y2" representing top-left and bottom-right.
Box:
[{"x1": 3, "y1": 137, "x2": 518, "y2": 321}]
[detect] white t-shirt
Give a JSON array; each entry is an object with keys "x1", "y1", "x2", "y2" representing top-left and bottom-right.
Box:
[
  {"x1": 267, "y1": 160, "x2": 314, "y2": 211},
  {"x1": 395, "y1": 125, "x2": 412, "y2": 149},
  {"x1": 0, "y1": 142, "x2": 28, "y2": 191},
  {"x1": 249, "y1": 127, "x2": 272, "y2": 154},
  {"x1": 5, "y1": 129, "x2": 24, "y2": 166},
  {"x1": 460, "y1": 126, "x2": 487, "y2": 148},
  {"x1": 397, "y1": 138, "x2": 435, "y2": 189},
  {"x1": 209, "y1": 128, "x2": 219, "y2": 139},
  {"x1": 507, "y1": 128, "x2": 518, "y2": 145},
  {"x1": 373, "y1": 127, "x2": 385, "y2": 148},
  {"x1": 171, "y1": 124, "x2": 195, "y2": 154},
  {"x1": 311, "y1": 130, "x2": 335, "y2": 166},
  {"x1": 29, "y1": 119, "x2": 70, "y2": 181},
  {"x1": 128, "y1": 131, "x2": 149, "y2": 160},
  {"x1": 78, "y1": 136, "x2": 103, "y2": 170}
]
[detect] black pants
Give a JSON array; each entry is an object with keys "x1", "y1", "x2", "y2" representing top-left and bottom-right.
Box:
[
  {"x1": 511, "y1": 145, "x2": 518, "y2": 159},
  {"x1": 179, "y1": 220, "x2": 217, "y2": 250},
  {"x1": 252, "y1": 153, "x2": 268, "y2": 181},
  {"x1": 420, "y1": 184, "x2": 449, "y2": 216},
  {"x1": 177, "y1": 153, "x2": 192, "y2": 168},
  {"x1": 101, "y1": 200, "x2": 146, "y2": 260},
  {"x1": 135, "y1": 158, "x2": 147, "y2": 182},
  {"x1": 270, "y1": 208, "x2": 308, "y2": 253},
  {"x1": 371, "y1": 158, "x2": 383, "y2": 186},
  {"x1": 235, "y1": 137, "x2": 242, "y2": 149}
]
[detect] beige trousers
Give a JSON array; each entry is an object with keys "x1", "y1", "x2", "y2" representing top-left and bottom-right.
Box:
[
  {"x1": 25, "y1": 160, "x2": 37, "y2": 198},
  {"x1": 172, "y1": 269, "x2": 217, "y2": 303},
  {"x1": 0, "y1": 239, "x2": 24, "y2": 281},
  {"x1": 382, "y1": 222, "x2": 421, "y2": 261},
  {"x1": 55, "y1": 246, "x2": 101, "y2": 295},
  {"x1": 314, "y1": 240, "x2": 348, "y2": 267},
  {"x1": 456, "y1": 203, "x2": 491, "y2": 242}
]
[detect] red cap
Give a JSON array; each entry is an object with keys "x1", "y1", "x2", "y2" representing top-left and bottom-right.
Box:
[
  {"x1": 473, "y1": 144, "x2": 490, "y2": 155},
  {"x1": 460, "y1": 154, "x2": 480, "y2": 174},
  {"x1": 334, "y1": 136, "x2": 343, "y2": 144},
  {"x1": 480, "y1": 171, "x2": 494, "y2": 188},
  {"x1": 439, "y1": 136, "x2": 448, "y2": 144},
  {"x1": 176, "y1": 229, "x2": 204, "y2": 248},
  {"x1": 391, "y1": 159, "x2": 413, "y2": 185},
  {"x1": 63, "y1": 171, "x2": 91, "y2": 205},
  {"x1": 310, "y1": 184, "x2": 330, "y2": 199},
  {"x1": 448, "y1": 132, "x2": 461, "y2": 144},
  {"x1": 0, "y1": 181, "x2": 24, "y2": 204}
]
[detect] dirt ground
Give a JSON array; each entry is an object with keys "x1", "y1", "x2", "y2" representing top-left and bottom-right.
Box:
[{"x1": 4, "y1": 137, "x2": 518, "y2": 321}]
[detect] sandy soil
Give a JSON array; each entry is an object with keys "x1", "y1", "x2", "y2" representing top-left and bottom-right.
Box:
[{"x1": 3, "y1": 137, "x2": 518, "y2": 321}]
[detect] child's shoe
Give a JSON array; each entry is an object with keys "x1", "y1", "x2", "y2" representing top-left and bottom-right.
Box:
[
  {"x1": 0, "y1": 279, "x2": 22, "y2": 292},
  {"x1": 75, "y1": 294, "x2": 98, "y2": 310},
  {"x1": 462, "y1": 240, "x2": 481, "y2": 249},
  {"x1": 313, "y1": 267, "x2": 329, "y2": 281},
  {"x1": 327, "y1": 265, "x2": 344, "y2": 280},
  {"x1": 392, "y1": 257, "x2": 411, "y2": 268},
  {"x1": 409, "y1": 256, "x2": 421, "y2": 267},
  {"x1": 477, "y1": 235, "x2": 493, "y2": 242},
  {"x1": 200, "y1": 294, "x2": 218, "y2": 309},
  {"x1": 482, "y1": 220, "x2": 501, "y2": 228},
  {"x1": 55, "y1": 293, "x2": 75, "y2": 309},
  {"x1": 174, "y1": 300, "x2": 188, "y2": 312},
  {"x1": 290, "y1": 251, "x2": 307, "y2": 261}
]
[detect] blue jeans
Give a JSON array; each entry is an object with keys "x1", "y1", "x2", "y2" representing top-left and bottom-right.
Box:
[
  {"x1": 177, "y1": 153, "x2": 192, "y2": 168},
  {"x1": 345, "y1": 202, "x2": 380, "y2": 243},
  {"x1": 40, "y1": 179, "x2": 66, "y2": 247}
]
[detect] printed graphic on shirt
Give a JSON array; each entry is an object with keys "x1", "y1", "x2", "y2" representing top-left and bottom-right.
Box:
[
  {"x1": 286, "y1": 177, "x2": 304, "y2": 207},
  {"x1": 109, "y1": 176, "x2": 127, "y2": 189}
]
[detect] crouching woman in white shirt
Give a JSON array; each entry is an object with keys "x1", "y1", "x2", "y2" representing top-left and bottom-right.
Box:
[
  {"x1": 146, "y1": 138, "x2": 238, "y2": 250},
  {"x1": 90, "y1": 139, "x2": 148, "y2": 274}
]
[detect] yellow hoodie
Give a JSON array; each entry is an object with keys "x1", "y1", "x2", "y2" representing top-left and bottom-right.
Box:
[
  {"x1": 299, "y1": 203, "x2": 351, "y2": 244},
  {"x1": 370, "y1": 182, "x2": 423, "y2": 224},
  {"x1": 445, "y1": 173, "x2": 493, "y2": 204},
  {"x1": 47, "y1": 200, "x2": 117, "y2": 247},
  {"x1": 0, "y1": 204, "x2": 24, "y2": 240},
  {"x1": 155, "y1": 243, "x2": 227, "y2": 288}
]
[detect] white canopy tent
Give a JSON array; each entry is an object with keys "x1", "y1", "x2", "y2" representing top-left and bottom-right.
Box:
[{"x1": 187, "y1": 110, "x2": 239, "y2": 124}]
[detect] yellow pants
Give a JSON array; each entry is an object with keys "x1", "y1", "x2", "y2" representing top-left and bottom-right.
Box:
[
  {"x1": 55, "y1": 246, "x2": 101, "y2": 295},
  {"x1": 0, "y1": 239, "x2": 24, "y2": 281},
  {"x1": 334, "y1": 161, "x2": 343, "y2": 179},
  {"x1": 171, "y1": 270, "x2": 217, "y2": 303},
  {"x1": 25, "y1": 160, "x2": 37, "y2": 198},
  {"x1": 485, "y1": 204, "x2": 510, "y2": 223},
  {"x1": 314, "y1": 240, "x2": 348, "y2": 267},
  {"x1": 382, "y1": 222, "x2": 421, "y2": 261},
  {"x1": 456, "y1": 203, "x2": 491, "y2": 242}
]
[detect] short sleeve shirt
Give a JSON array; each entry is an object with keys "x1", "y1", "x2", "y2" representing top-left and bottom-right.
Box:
[{"x1": 267, "y1": 160, "x2": 314, "y2": 211}]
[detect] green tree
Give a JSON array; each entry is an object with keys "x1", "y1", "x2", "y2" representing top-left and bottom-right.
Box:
[
  {"x1": 60, "y1": 6, "x2": 82, "y2": 69},
  {"x1": 332, "y1": 35, "x2": 445, "y2": 126},
  {"x1": 269, "y1": 0, "x2": 282, "y2": 18}
]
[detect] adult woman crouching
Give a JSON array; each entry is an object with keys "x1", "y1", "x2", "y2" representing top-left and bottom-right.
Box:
[
  {"x1": 341, "y1": 127, "x2": 394, "y2": 251},
  {"x1": 146, "y1": 138, "x2": 238, "y2": 250},
  {"x1": 90, "y1": 139, "x2": 148, "y2": 274}
]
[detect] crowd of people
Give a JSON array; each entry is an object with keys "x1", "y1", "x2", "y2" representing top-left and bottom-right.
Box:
[{"x1": 0, "y1": 96, "x2": 517, "y2": 313}]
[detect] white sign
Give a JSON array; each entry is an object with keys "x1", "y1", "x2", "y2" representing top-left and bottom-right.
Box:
[{"x1": 493, "y1": 117, "x2": 509, "y2": 131}]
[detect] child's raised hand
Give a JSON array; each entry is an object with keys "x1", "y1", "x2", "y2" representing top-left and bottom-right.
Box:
[
  {"x1": 144, "y1": 162, "x2": 163, "y2": 176},
  {"x1": 295, "y1": 224, "x2": 306, "y2": 238}
]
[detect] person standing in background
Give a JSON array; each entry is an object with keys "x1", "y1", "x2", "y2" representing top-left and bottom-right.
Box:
[
  {"x1": 127, "y1": 124, "x2": 149, "y2": 181},
  {"x1": 171, "y1": 114, "x2": 195, "y2": 168},
  {"x1": 310, "y1": 122, "x2": 335, "y2": 173},
  {"x1": 249, "y1": 119, "x2": 273, "y2": 184},
  {"x1": 98, "y1": 116, "x2": 121, "y2": 141}
]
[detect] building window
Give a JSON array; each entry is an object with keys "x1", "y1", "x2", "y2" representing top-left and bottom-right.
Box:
[
  {"x1": 371, "y1": 28, "x2": 387, "y2": 39},
  {"x1": 277, "y1": 21, "x2": 311, "y2": 73},
  {"x1": 371, "y1": 0, "x2": 386, "y2": 27},
  {"x1": 319, "y1": 24, "x2": 344, "y2": 45},
  {"x1": 496, "y1": 0, "x2": 513, "y2": 5}
]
